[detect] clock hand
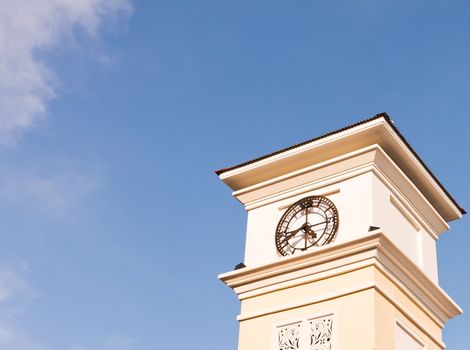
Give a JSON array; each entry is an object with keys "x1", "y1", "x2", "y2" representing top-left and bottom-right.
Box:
[
  {"x1": 284, "y1": 227, "x2": 304, "y2": 241},
  {"x1": 284, "y1": 222, "x2": 310, "y2": 241},
  {"x1": 304, "y1": 228, "x2": 308, "y2": 249},
  {"x1": 304, "y1": 219, "x2": 333, "y2": 238},
  {"x1": 306, "y1": 227, "x2": 317, "y2": 239},
  {"x1": 306, "y1": 220, "x2": 329, "y2": 228},
  {"x1": 289, "y1": 221, "x2": 328, "y2": 244},
  {"x1": 284, "y1": 217, "x2": 330, "y2": 244}
]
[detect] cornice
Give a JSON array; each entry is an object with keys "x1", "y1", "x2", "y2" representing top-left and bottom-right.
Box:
[
  {"x1": 218, "y1": 231, "x2": 462, "y2": 326},
  {"x1": 236, "y1": 145, "x2": 448, "y2": 235},
  {"x1": 218, "y1": 116, "x2": 463, "y2": 222}
]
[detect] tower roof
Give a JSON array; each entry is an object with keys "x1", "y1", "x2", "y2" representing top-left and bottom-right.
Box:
[{"x1": 216, "y1": 113, "x2": 465, "y2": 221}]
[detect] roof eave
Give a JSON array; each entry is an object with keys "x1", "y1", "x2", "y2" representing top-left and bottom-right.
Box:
[{"x1": 215, "y1": 113, "x2": 465, "y2": 221}]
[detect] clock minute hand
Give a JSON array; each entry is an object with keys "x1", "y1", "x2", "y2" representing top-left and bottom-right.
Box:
[{"x1": 307, "y1": 220, "x2": 328, "y2": 228}]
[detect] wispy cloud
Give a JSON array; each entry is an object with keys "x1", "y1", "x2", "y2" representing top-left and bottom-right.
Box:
[
  {"x1": 0, "y1": 263, "x2": 43, "y2": 350},
  {"x1": 0, "y1": 2, "x2": 135, "y2": 349},
  {"x1": 0, "y1": 163, "x2": 101, "y2": 218},
  {"x1": 0, "y1": 263, "x2": 35, "y2": 318},
  {"x1": 0, "y1": 264, "x2": 138, "y2": 350},
  {"x1": 0, "y1": 0, "x2": 133, "y2": 144},
  {"x1": 0, "y1": 327, "x2": 48, "y2": 350}
]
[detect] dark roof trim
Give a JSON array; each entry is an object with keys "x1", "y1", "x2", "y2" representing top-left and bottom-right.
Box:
[
  {"x1": 215, "y1": 112, "x2": 466, "y2": 215},
  {"x1": 215, "y1": 112, "x2": 388, "y2": 175},
  {"x1": 384, "y1": 115, "x2": 466, "y2": 215}
]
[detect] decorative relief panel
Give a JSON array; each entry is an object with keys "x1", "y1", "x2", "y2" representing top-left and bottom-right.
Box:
[
  {"x1": 276, "y1": 315, "x2": 334, "y2": 350},
  {"x1": 309, "y1": 316, "x2": 333, "y2": 350},
  {"x1": 277, "y1": 322, "x2": 301, "y2": 350}
]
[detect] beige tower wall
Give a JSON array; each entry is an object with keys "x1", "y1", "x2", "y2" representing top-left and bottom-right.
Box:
[
  {"x1": 238, "y1": 266, "x2": 376, "y2": 350},
  {"x1": 237, "y1": 264, "x2": 446, "y2": 350},
  {"x1": 218, "y1": 116, "x2": 463, "y2": 350},
  {"x1": 220, "y1": 233, "x2": 460, "y2": 350},
  {"x1": 239, "y1": 290, "x2": 375, "y2": 350},
  {"x1": 240, "y1": 147, "x2": 444, "y2": 282},
  {"x1": 244, "y1": 173, "x2": 373, "y2": 267},
  {"x1": 373, "y1": 265, "x2": 445, "y2": 350},
  {"x1": 375, "y1": 290, "x2": 442, "y2": 350},
  {"x1": 371, "y1": 173, "x2": 439, "y2": 282}
]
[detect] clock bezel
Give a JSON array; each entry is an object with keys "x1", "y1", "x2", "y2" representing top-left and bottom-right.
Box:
[{"x1": 275, "y1": 195, "x2": 339, "y2": 256}]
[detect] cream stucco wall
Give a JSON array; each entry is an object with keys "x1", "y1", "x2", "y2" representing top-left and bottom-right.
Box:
[
  {"x1": 373, "y1": 267, "x2": 444, "y2": 350},
  {"x1": 375, "y1": 290, "x2": 442, "y2": 350},
  {"x1": 371, "y1": 173, "x2": 439, "y2": 282},
  {"x1": 238, "y1": 266, "x2": 444, "y2": 350},
  {"x1": 243, "y1": 156, "x2": 440, "y2": 282},
  {"x1": 236, "y1": 264, "x2": 446, "y2": 350},
  {"x1": 219, "y1": 117, "x2": 463, "y2": 350},
  {"x1": 220, "y1": 233, "x2": 460, "y2": 350},
  {"x1": 244, "y1": 173, "x2": 373, "y2": 267},
  {"x1": 239, "y1": 289, "x2": 375, "y2": 350}
]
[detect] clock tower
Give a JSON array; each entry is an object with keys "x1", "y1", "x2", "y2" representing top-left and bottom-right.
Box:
[{"x1": 216, "y1": 113, "x2": 464, "y2": 350}]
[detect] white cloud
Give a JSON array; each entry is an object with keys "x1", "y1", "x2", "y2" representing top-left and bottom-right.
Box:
[
  {"x1": 0, "y1": 328, "x2": 12, "y2": 347},
  {"x1": 0, "y1": 328, "x2": 11, "y2": 347},
  {"x1": 0, "y1": 327, "x2": 48, "y2": 350},
  {"x1": 0, "y1": 0, "x2": 132, "y2": 144},
  {"x1": 0, "y1": 264, "x2": 35, "y2": 318},
  {"x1": 0, "y1": 265, "x2": 44, "y2": 350},
  {"x1": 0, "y1": 164, "x2": 101, "y2": 218},
  {"x1": 0, "y1": 264, "x2": 138, "y2": 350}
]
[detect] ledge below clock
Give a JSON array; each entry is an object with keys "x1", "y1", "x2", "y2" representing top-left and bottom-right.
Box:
[{"x1": 219, "y1": 229, "x2": 460, "y2": 349}]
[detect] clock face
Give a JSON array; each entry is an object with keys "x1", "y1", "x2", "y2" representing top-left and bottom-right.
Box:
[{"x1": 275, "y1": 196, "x2": 339, "y2": 256}]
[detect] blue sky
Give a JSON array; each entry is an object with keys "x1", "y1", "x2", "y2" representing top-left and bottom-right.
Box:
[{"x1": 0, "y1": 0, "x2": 469, "y2": 349}]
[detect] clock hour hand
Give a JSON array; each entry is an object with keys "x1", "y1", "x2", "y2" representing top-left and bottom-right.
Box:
[
  {"x1": 284, "y1": 227, "x2": 303, "y2": 241},
  {"x1": 285, "y1": 219, "x2": 330, "y2": 241},
  {"x1": 284, "y1": 222, "x2": 321, "y2": 240}
]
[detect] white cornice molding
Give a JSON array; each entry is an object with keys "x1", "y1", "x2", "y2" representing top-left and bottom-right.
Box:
[
  {"x1": 235, "y1": 282, "x2": 446, "y2": 350},
  {"x1": 218, "y1": 231, "x2": 462, "y2": 326},
  {"x1": 219, "y1": 118, "x2": 384, "y2": 183},
  {"x1": 219, "y1": 118, "x2": 462, "y2": 222},
  {"x1": 233, "y1": 144, "x2": 378, "y2": 201},
  {"x1": 236, "y1": 145, "x2": 448, "y2": 235},
  {"x1": 379, "y1": 121, "x2": 462, "y2": 222}
]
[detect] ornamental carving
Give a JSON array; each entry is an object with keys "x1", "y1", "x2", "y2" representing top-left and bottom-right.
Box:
[
  {"x1": 276, "y1": 316, "x2": 333, "y2": 350},
  {"x1": 277, "y1": 322, "x2": 301, "y2": 350},
  {"x1": 309, "y1": 316, "x2": 333, "y2": 350}
]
